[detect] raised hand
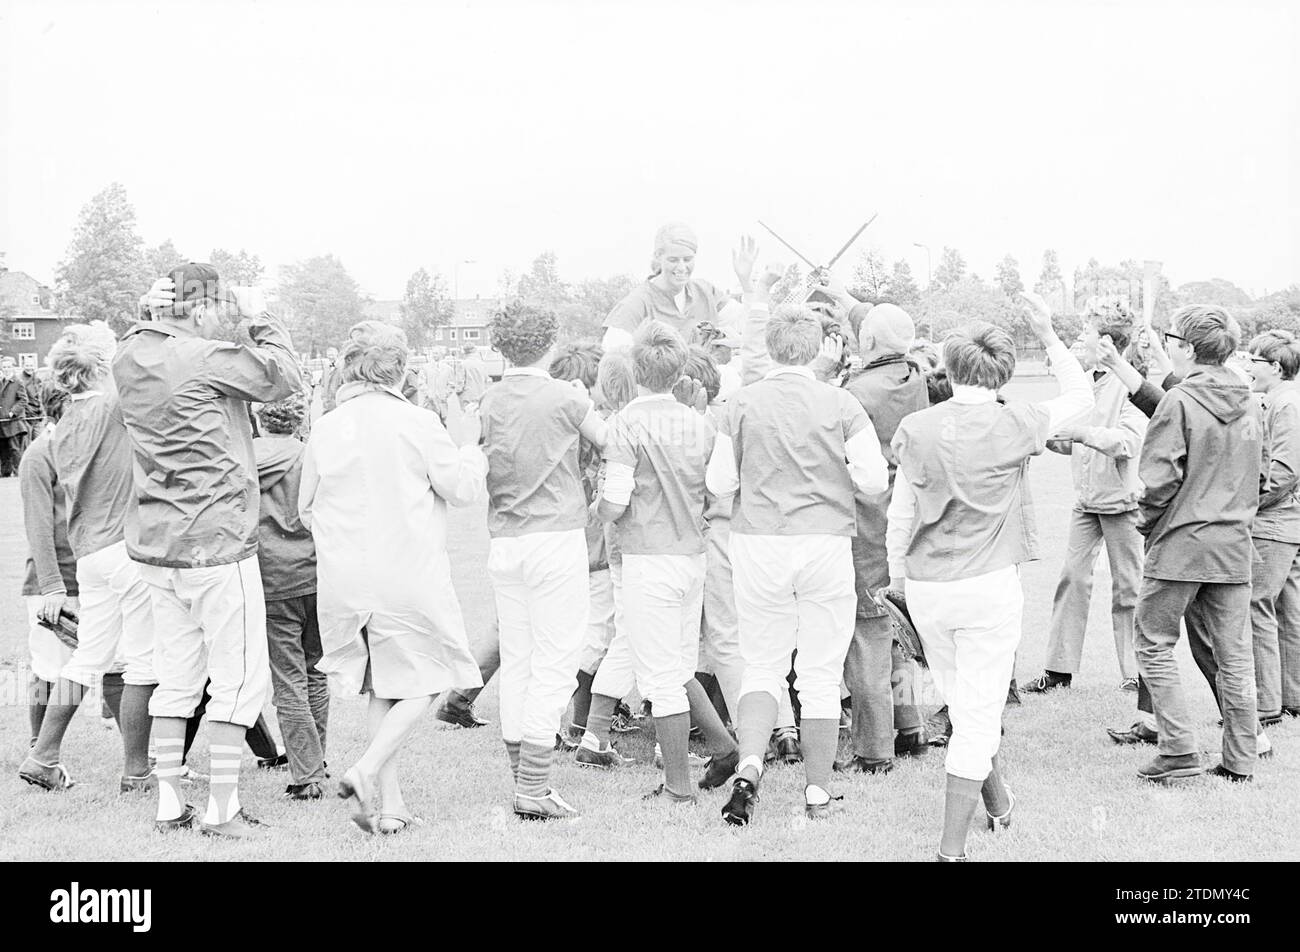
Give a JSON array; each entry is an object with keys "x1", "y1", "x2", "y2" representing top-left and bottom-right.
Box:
[
  {"x1": 141, "y1": 276, "x2": 176, "y2": 315},
  {"x1": 732, "y1": 236, "x2": 759, "y2": 291},
  {"x1": 1018, "y1": 290, "x2": 1058, "y2": 344},
  {"x1": 672, "y1": 376, "x2": 709, "y2": 414}
]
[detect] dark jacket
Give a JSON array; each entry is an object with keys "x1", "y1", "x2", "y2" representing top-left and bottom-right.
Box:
[
  {"x1": 1138, "y1": 365, "x2": 1263, "y2": 583},
  {"x1": 111, "y1": 314, "x2": 302, "y2": 567},
  {"x1": 19, "y1": 428, "x2": 79, "y2": 597},
  {"x1": 253, "y1": 435, "x2": 317, "y2": 599},
  {"x1": 843, "y1": 355, "x2": 929, "y2": 615},
  {"x1": 0, "y1": 376, "x2": 31, "y2": 438}
]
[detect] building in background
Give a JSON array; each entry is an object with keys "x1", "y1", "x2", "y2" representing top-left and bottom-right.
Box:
[{"x1": 0, "y1": 257, "x2": 66, "y2": 370}]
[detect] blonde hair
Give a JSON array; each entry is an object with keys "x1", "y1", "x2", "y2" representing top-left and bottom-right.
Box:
[
  {"x1": 631, "y1": 320, "x2": 689, "y2": 392},
  {"x1": 765, "y1": 304, "x2": 823, "y2": 366},
  {"x1": 1174, "y1": 305, "x2": 1240, "y2": 366},
  {"x1": 943, "y1": 322, "x2": 1017, "y2": 391},
  {"x1": 339, "y1": 321, "x2": 409, "y2": 388},
  {"x1": 47, "y1": 322, "x2": 117, "y2": 394}
]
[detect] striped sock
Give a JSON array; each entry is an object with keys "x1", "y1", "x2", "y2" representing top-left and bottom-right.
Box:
[
  {"x1": 504, "y1": 740, "x2": 521, "y2": 781},
  {"x1": 516, "y1": 741, "x2": 553, "y2": 798},
  {"x1": 152, "y1": 717, "x2": 187, "y2": 822},
  {"x1": 206, "y1": 744, "x2": 242, "y2": 825}
]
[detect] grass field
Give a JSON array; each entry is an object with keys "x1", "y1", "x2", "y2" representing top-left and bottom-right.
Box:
[{"x1": 1, "y1": 379, "x2": 1297, "y2": 862}]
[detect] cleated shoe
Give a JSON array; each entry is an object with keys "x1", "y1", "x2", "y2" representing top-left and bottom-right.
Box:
[
  {"x1": 699, "y1": 749, "x2": 740, "y2": 791},
  {"x1": 18, "y1": 757, "x2": 74, "y2": 791},
  {"x1": 200, "y1": 809, "x2": 267, "y2": 839},
  {"x1": 154, "y1": 804, "x2": 200, "y2": 833},
  {"x1": 514, "y1": 788, "x2": 579, "y2": 821},
  {"x1": 575, "y1": 743, "x2": 633, "y2": 769},
  {"x1": 721, "y1": 777, "x2": 759, "y2": 827}
]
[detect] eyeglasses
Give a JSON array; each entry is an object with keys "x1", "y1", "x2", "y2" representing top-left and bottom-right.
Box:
[
  {"x1": 1246, "y1": 355, "x2": 1275, "y2": 366},
  {"x1": 1162, "y1": 331, "x2": 1189, "y2": 346}
]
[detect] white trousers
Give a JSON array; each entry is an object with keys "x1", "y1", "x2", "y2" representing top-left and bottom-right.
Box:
[
  {"x1": 142, "y1": 555, "x2": 270, "y2": 728},
  {"x1": 731, "y1": 533, "x2": 856, "y2": 720},
  {"x1": 700, "y1": 520, "x2": 745, "y2": 719},
  {"x1": 908, "y1": 565, "x2": 1023, "y2": 781},
  {"x1": 489, "y1": 529, "x2": 589, "y2": 747},
  {"x1": 577, "y1": 568, "x2": 616, "y2": 676},
  {"x1": 61, "y1": 541, "x2": 156, "y2": 688},
  {"x1": 591, "y1": 561, "x2": 640, "y2": 701},
  {"x1": 621, "y1": 553, "x2": 706, "y2": 718}
]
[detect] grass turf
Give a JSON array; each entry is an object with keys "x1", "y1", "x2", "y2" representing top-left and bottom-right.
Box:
[{"x1": 1, "y1": 379, "x2": 1297, "y2": 861}]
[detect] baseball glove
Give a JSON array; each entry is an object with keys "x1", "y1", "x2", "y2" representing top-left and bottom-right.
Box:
[{"x1": 875, "y1": 588, "x2": 927, "y2": 668}]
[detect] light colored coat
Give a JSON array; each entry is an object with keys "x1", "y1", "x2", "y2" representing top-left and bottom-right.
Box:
[{"x1": 299, "y1": 382, "x2": 486, "y2": 698}]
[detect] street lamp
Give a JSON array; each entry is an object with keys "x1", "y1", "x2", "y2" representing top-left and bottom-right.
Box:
[{"x1": 913, "y1": 243, "x2": 932, "y2": 288}]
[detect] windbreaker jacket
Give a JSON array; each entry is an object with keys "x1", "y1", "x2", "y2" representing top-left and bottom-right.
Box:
[
  {"x1": 1137, "y1": 364, "x2": 1264, "y2": 583},
  {"x1": 111, "y1": 315, "x2": 302, "y2": 567},
  {"x1": 1057, "y1": 371, "x2": 1147, "y2": 514},
  {"x1": 1252, "y1": 383, "x2": 1300, "y2": 544},
  {"x1": 253, "y1": 435, "x2": 317, "y2": 599}
]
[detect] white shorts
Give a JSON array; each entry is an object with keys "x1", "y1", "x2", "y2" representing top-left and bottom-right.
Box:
[
  {"x1": 730, "y1": 533, "x2": 855, "y2": 720},
  {"x1": 60, "y1": 541, "x2": 156, "y2": 688},
  {"x1": 577, "y1": 568, "x2": 616, "y2": 675},
  {"x1": 142, "y1": 555, "x2": 271, "y2": 728},
  {"x1": 621, "y1": 553, "x2": 706, "y2": 719},
  {"x1": 27, "y1": 595, "x2": 73, "y2": 684}
]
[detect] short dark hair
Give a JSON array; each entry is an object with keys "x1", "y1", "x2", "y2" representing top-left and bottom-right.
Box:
[
  {"x1": 40, "y1": 381, "x2": 70, "y2": 423},
  {"x1": 1173, "y1": 305, "x2": 1239, "y2": 366},
  {"x1": 549, "y1": 342, "x2": 603, "y2": 390},
  {"x1": 631, "y1": 321, "x2": 689, "y2": 393},
  {"x1": 943, "y1": 322, "x2": 1017, "y2": 390},
  {"x1": 489, "y1": 302, "x2": 559, "y2": 367},
  {"x1": 682, "y1": 346, "x2": 721, "y2": 403},
  {"x1": 926, "y1": 367, "x2": 953, "y2": 404},
  {"x1": 258, "y1": 392, "x2": 306, "y2": 435},
  {"x1": 1249, "y1": 329, "x2": 1300, "y2": 380}
]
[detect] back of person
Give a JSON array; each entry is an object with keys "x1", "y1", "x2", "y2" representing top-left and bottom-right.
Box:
[
  {"x1": 113, "y1": 328, "x2": 261, "y2": 567},
  {"x1": 727, "y1": 371, "x2": 862, "y2": 537},
  {"x1": 52, "y1": 389, "x2": 132, "y2": 559},
  {"x1": 253, "y1": 435, "x2": 316, "y2": 599},
  {"x1": 20, "y1": 428, "x2": 78, "y2": 596},
  {"x1": 893, "y1": 399, "x2": 1048, "y2": 582},
  {"x1": 843, "y1": 356, "x2": 929, "y2": 473},
  {"x1": 480, "y1": 373, "x2": 589, "y2": 537},
  {"x1": 1140, "y1": 365, "x2": 1262, "y2": 582},
  {"x1": 1253, "y1": 384, "x2": 1300, "y2": 541},
  {"x1": 609, "y1": 396, "x2": 715, "y2": 555}
]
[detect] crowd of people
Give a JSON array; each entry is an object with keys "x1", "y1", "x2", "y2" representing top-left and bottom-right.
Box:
[{"x1": 11, "y1": 223, "x2": 1296, "y2": 861}]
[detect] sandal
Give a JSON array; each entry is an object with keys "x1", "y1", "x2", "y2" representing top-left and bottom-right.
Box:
[
  {"x1": 337, "y1": 767, "x2": 378, "y2": 834},
  {"x1": 377, "y1": 812, "x2": 425, "y2": 835}
]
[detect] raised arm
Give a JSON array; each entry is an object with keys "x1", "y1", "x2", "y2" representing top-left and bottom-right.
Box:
[
  {"x1": 1020, "y1": 291, "x2": 1094, "y2": 431},
  {"x1": 205, "y1": 298, "x2": 303, "y2": 404}
]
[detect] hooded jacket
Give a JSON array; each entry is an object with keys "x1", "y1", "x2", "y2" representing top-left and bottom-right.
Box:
[
  {"x1": 1137, "y1": 364, "x2": 1264, "y2": 583},
  {"x1": 253, "y1": 435, "x2": 317, "y2": 599}
]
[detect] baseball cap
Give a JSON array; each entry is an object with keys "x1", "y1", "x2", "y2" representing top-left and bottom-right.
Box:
[{"x1": 162, "y1": 262, "x2": 237, "y2": 317}]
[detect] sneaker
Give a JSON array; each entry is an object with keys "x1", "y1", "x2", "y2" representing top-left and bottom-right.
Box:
[
  {"x1": 894, "y1": 730, "x2": 928, "y2": 758},
  {"x1": 643, "y1": 783, "x2": 697, "y2": 805},
  {"x1": 699, "y1": 749, "x2": 740, "y2": 790},
  {"x1": 652, "y1": 743, "x2": 709, "y2": 768},
  {"x1": 610, "y1": 711, "x2": 640, "y2": 734},
  {"x1": 985, "y1": 785, "x2": 1015, "y2": 831},
  {"x1": 1137, "y1": 753, "x2": 1205, "y2": 783},
  {"x1": 774, "y1": 729, "x2": 801, "y2": 764},
  {"x1": 201, "y1": 809, "x2": 267, "y2": 839},
  {"x1": 154, "y1": 804, "x2": 200, "y2": 833},
  {"x1": 120, "y1": 772, "x2": 156, "y2": 794},
  {"x1": 1021, "y1": 671, "x2": 1072, "y2": 694},
  {"x1": 18, "y1": 757, "x2": 74, "y2": 791},
  {"x1": 284, "y1": 782, "x2": 324, "y2": 800},
  {"x1": 575, "y1": 743, "x2": 633, "y2": 769},
  {"x1": 834, "y1": 756, "x2": 894, "y2": 776},
  {"x1": 514, "y1": 788, "x2": 579, "y2": 820},
  {"x1": 721, "y1": 777, "x2": 759, "y2": 827},
  {"x1": 1119, "y1": 677, "x2": 1139, "y2": 693}
]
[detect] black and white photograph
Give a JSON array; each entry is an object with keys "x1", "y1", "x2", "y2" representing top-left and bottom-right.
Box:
[{"x1": 0, "y1": 0, "x2": 1295, "y2": 916}]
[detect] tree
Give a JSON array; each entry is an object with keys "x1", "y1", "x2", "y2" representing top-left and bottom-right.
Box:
[
  {"x1": 399, "y1": 267, "x2": 453, "y2": 352},
  {"x1": 1175, "y1": 279, "x2": 1252, "y2": 309},
  {"x1": 54, "y1": 183, "x2": 147, "y2": 335},
  {"x1": 887, "y1": 259, "x2": 920, "y2": 309},
  {"x1": 209, "y1": 248, "x2": 264, "y2": 285},
  {"x1": 1037, "y1": 249, "x2": 1062, "y2": 288},
  {"x1": 995, "y1": 254, "x2": 1024, "y2": 300},
  {"x1": 144, "y1": 239, "x2": 184, "y2": 279},
  {"x1": 850, "y1": 249, "x2": 890, "y2": 301},
  {"x1": 278, "y1": 255, "x2": 368, "y2": 356},
  {"x1": 516, "y1": 251, "x2": 570, "y2": 310},
  {"x1": 572, "y1": 273, "x2": 637, "y2": 341},
  {"x1": 931, "y1": 246, "x2": 966, "y2": 292},
  {"x1": 912, "y1": 275, "x2": 1026, "y2": 344}
]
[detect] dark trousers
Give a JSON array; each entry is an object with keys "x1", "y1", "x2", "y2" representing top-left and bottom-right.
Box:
[
  {"x1": 0, "y1": 432, "x2": 25, "y2": 476},
  {"x1": 184, "y1": 681, "x2": 279, "y2": 762},
  {"x1": 265, "y1": 593, "x2": 329, "y2": 785}
]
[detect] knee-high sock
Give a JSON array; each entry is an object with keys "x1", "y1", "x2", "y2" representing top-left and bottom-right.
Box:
[
  {"x1": 736, "y1": 692, "x2": 778, "y2": 784},
  {"x1": 29, "y1": 676, "x2": 51, "y2": 746},
  {"x1": 940, "y1": 774, "x2": 984, "y2": 858},
  {"x1": 655, "y1": 712, "x2": 692, "y2": 796},
  {"x1": 685, "y1": 678, "x2": 737, "y2": 757},
  {"x1": 29, "y1": 677, "x2": 87, "y2": 765},
  {"x1": 119, "y1": 683, "x2": 155, "y2": 777},
  {"x1": 582, "y1": 694, "x2": 618, "y2": 749},
  {"x1": 504, "y1": 740, "x2": 521, "y2": 781},
  {"x1": 516, "y1": 741, "x2": 553, "y2": 798},
  {"x1": 800, "y1": 718, "x2": 838, "y2": 793},
  {"x1": 206, "y1": 722, "x2": 246, "y2": 825},
  {"x1": 101, "y1": 672, "x2": 125, "y2": 725},
  {"x1": 152, "y1": 717, "x2": 187, "y2": 821},
  {"x1": 981, "y1": 754, "x2": 1009, "y2": 815},
  {"x1": 571, "y1": 670, "x2": 595, "y2": 733}
]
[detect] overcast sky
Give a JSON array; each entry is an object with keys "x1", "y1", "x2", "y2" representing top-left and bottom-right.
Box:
[{"x1": 2, "y1": 0, "x2": 1296, "y2": 301}]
